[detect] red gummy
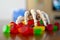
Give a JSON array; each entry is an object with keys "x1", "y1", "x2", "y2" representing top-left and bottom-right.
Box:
[
  {"x1": 18, "y1": 25, "x2": 29, "y2": 36},
  {"x1": 28, "y1": 26, "x2": 33, "y2": 36},
  {"x1": 18, "y1": 23, "x2": 33, "y2": 36},
  {"x1": 10, "y1": 22, "x2": 17, "y2": 28},
  {"x1": 10, "y1": 22, "x2": 18, "y2": 40},
  {"x1": 10, "y1": 22, "x2": 18, "y2": 34},
  {"x1": 46, "y1": 24, "x2": 53, "y2": 31},
  {"x1": 37, "y1": 21, "x2": 41, "y2": 26},
  {"x1": 28, "y1": 20, "x2": 42, "y2": 26},
  {"x1": 28, "y1": 20, "x2": 34, "y2": 26},
  {"x1": 54, "y1": 22, "x2": 60, "y2": 30},
  {"x1": 17, "y1": 22, "x2": 24, "y2": 28}
]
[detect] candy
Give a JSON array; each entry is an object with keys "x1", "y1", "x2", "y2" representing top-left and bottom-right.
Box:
[
  {"x1": 54, "y1": 22, "x2": 60, "y2": 30},
  {"x1": 37, "y1": 21, "x2": 41, "y2": 26},
  {"x1": 53, "y1": 25, "x2": 58, "y2": 32},
  {"x1": 10, "y1": 22, "x2": 18, "y2": 34},
  {"x1": 33, "y1": 26, "x2": 45, "y2": 36},
  {"x1": 46, "y1": 24, "x2": 53, "y2": 31},
  {"x1": 28, "y1": 20, "x2": 34, "y2": 27},
  {"x1": 9, "y1": 22, "x2": 18, "y2": 40},
  {"x1": 18, "y1": 25, "x2": 29, "y2": 36},
  {"x1": 40, "y1": 20, "x2": 44, "y2": 25},
  {"x1": 46, "y1": 24, "x2": 54, "y2": 35},
  {"x1": 28, "y1": 20, "x2": 41, "y2": 26},
  {"x1": 3, "y1": 25, "x2": 10, "y2": 40}
]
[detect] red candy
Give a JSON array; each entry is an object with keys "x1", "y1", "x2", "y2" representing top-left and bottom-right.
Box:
[
  {"x1": 28, "y1": 26, "x2": 33, "y2": 36},
  {"x1": 18, "y1": 25, "x2": 30, "y2": 36},
  {"x1": 10, "y1": 22, "x2": 18, "y2": 34},
  {"x1": 28, "y1": 20, "x2": 34, "y2": 27},
  {"x1": 46, "y1": 24, "x2": 53, "y2": 31},
  {"x1": 17, "y1": 20, "x2": 34, "y2": 36},
  {"x1": 10, "y1": 22, "x2": 18, "y2": 40},
  {"x1": 54, "y1": 22, "x2": 60, "y2": 30},
  {"x1": 46, "y1": 24, "x2": 54, "y2": 35},
  {"x1": 28, "y1": 20, "x2": 41, "y2": 26},
  {"x1": 17, "y1": 22, "x2": 24, "y2": 28},
  {"x1": 37, "y1": 21, "x2": 41, "y2": 26}
]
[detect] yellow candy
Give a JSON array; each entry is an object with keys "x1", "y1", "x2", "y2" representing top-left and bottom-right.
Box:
[
  {"x1": 34, "y1": 26, "x2": 45, "y2": 31},
  {"x1": 39, "y1": 26, "x2": 45, "y2": 31}
]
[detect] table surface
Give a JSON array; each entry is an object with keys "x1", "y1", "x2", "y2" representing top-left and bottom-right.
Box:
[{"x1": 0, "y1": 20, "x2": 60, "y2": 40}]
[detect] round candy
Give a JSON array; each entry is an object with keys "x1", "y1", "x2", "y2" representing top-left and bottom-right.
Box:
[
  {"x1": 39, "y1": 26, "x2": 45, "y2": 31},
  {"x1": 40, "y1": 20, "x2": 44, "y2": 26},
  {"x1": 33, "y1": 26, "x2": 45, "y2": 36},
  {"x1": 28, "y1": 20, "x2": 34, "y2": 27},
  {"x1": 9, "y1": 22, "x2": 17, "y2": 27},
  {"x1": 10, "y1": 22, "x2": 18, "y2": 34},
  {"x1": 46, "y1": 24, "x2": 53, "y2": 31},
  {"x1": 17, "y1": 22, "x2": 25, "y2": 34},
  {"x1": 3, "y1": 25, "x2": 10, "y2": 39},
  {"x1": 10, "y1": 22, "x2": 18, "y2": 40},
  {"x1": 53, "y1": 25, "x2": 58, "y2": 32},
  {"x1": 54, "y1": 22, "x2": 59, "y2": 26},
  {"x1": 54, "y1": 22, "x2": 60, "y2": 30},
  {"x1": 37, "y1": 21, "x2": 41, "y2": 26},
  {"x1": 18, "y1": 25, "x2": 29, "y2": 36}
]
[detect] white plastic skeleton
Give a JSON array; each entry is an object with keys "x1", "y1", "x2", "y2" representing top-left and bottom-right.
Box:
[
  {"x1": 36, "y1": 10, "x2": 50, "y2": 40},
  {"x1": 36, "y1": 9, "x2": 50, "y2": 26},
  {"x1": 16, "y1": 16, "x2": 24, "y2": 24},
  {"x1": 16, "y1": 9, "x2": 50, "y2": 40},
  {"x1": 16, "y1": 9, "x2": 50, "y2": 26},
  {"x1": 16, "y1": 11, "x2": 29, "y2": 24},
  {"x1": 41, "y1": 11, "x2": 50, "y2": 24}
]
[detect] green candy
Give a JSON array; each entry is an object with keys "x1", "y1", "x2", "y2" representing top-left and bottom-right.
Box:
[
  {"x1": 53, "y1": 25, "x2": 58, "y2": 32},
  {"x1": 40, "y1": 20, "x2": 44, "y2": 25},
  {"x1": 34, "y1": 28, "x2": 43, "y2": 36},
  {"x1": 3, "y1": 25, "x2": 10, "y2": 39}
]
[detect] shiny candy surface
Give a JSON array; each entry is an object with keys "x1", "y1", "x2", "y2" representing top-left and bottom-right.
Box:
[
  {"x1": 40, "y1": 20, "x2": 44, "y2": 25},
  {"x1": 10, "y1": 22, "x2": 18, "y2": 34},
  {"x1": 10, "y1": 22, "x2": 18, "y2": 40},
  {"x1": 46, "y1": 24, "x2": 53, "y2": 31},
  {"x1": 3, "y1": 25, "x2": 10, "y2": 39},
  {"x1": 28, "y1": 20, "x2": 34, "y2": 27},
  {"x1": 53, "y1": 25, "x2": 58, "y2": 32},
  {"x1": 54, "y1": 22, "x2": 60, "y2": 30},
  {"x1": 18, "y1": 25, "x2": 30, "y2": 36},
  {"x1": 33, "y1": 26, "x2": 45, "y2": 36}
]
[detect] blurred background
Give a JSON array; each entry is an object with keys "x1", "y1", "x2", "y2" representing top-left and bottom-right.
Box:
[
  {"x1": 0, "y1": 0, "x2": 60, "y2": 40},
  {"x1": 0, "y1": 0, "x2": 26, "y2": 40}
]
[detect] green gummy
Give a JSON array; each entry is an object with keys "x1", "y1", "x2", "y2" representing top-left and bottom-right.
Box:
[
  {"x1": 34, "y1": 28, "x2": 43, "y2": 36},
  {"x1": 53, "y1": 25, "x2": 58, "y2": 32},
  {"x1": 3, "y1": 25, "x2": 10, "y2": 39},
  {"x1": 40, "y1": 20, "x2": 44, "y2": 25}
]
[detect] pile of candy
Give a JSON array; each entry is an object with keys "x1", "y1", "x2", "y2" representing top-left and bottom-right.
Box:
[{"x1": 3, "y1": 9, "x2": 60, "y2": 40}]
